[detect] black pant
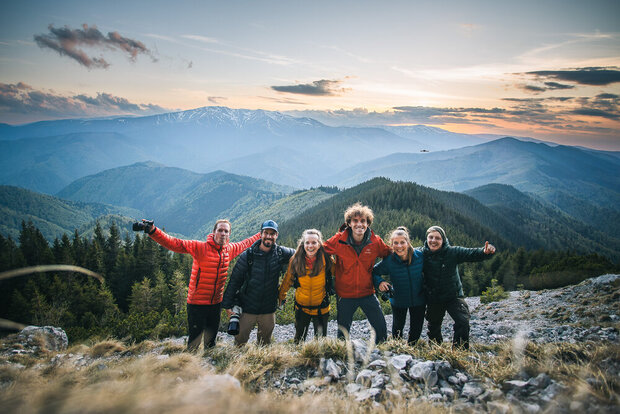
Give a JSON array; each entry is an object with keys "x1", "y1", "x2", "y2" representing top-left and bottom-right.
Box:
[
  {"x1": 392, "y1": 305, "x2": 426, "y2": 343},
  {"x1": 187, "y1": 303, "x2": 221, "y2": 350},
  {"x1": 336, "y1": 295, "x2": 387, "y2": 344},
  {"x1": 294, "y1": 307, "x2": 329, "y2": 343},
  {"x1": 425, "y1": 298, "x2": 470, "y2": 349}
]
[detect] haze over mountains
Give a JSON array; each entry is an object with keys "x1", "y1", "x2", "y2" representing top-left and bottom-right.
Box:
[{"x1": 0, "y1": 106, "x2": 618, "y2": 260}]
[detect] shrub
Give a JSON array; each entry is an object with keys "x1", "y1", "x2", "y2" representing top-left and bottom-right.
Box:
[{"x1": 480, "y1": 279, "x2": 509, "y2": 304}]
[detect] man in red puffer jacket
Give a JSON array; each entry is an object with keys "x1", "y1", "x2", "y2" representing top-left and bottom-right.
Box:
[
  {"x1": 140, "y1": 219, "x2": 259, "y2": 350},
  {"x1": 323, "y1": 203, "x2": 391, "y2": 344}
]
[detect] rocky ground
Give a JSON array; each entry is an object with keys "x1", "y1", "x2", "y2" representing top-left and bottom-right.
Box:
[
  {"x1": 2, "y1": 274, "x2": 619, "y2": 413},
  {"x1": 217, "y1": 273, "x2": 620, "y2": 346}
]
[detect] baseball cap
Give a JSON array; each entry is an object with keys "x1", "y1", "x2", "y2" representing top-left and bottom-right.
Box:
[{"x1": 261, "y1": 220, "x2": 278, "y2": 233}]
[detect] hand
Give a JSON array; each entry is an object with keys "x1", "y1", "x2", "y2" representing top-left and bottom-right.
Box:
[
  {"x1": 483, "y1": 241, "x2": 496, "y2": 255},
  {"x1": 379, "y1": 281, "x2": 391, "y2": 292},
  {"x1": 142, "y1": 219, "x2": 155, "y2": 234},
  {"x1": 338, "y1": 222, "x2": 348, "y2": 232},
  {"x1": 225, "y1": 308, "x2": 234, "y2": 318}
]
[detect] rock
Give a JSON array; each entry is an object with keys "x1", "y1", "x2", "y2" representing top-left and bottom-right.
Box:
[
  {"x1": 527, "y1": 373, "x2": 551, "y2": 389},
  {"x1": 389, "y1": 354, "x2": 413, "y2": 370},
  {"x1": 18, "y1": 326, "x2": 68, "y2": 352},
  {"x1": 319, "y1": 358, "x2": 341, "y2": 379},
  {"x1": 371, "y1": 375, "x2": 385, "y2": 389},
  {"x1": 368, "y1": 359, "x2": 387, "y2": 370},
  {"x1": 503, "y1": 379, "x2": 528, "y2": 392},
  {"x1": 427, "y1": 393, "x2": 444, "y2": 402},
  {"x1": 461, "y1": 382, "x2": 484, "y2": 400},
  {"x1": 345, "y1": 383, "x2": 361, "y2": 395},
  {"x1": 355, "y1": 369, "x2": 374, "y2": 387},
  {"x1": 409, "y1": 361, "x2": 438, "y2": 387},
  {"x1": 440, "y1": 387, "x2": 455, "y2": 399},
  {"x1": 355, "y1": 387, "x2": 382, "y2": 402},
  {"x1": 435, "y1": 360, "x2": 453, "y2": 379},
  {"x1": 351, "y1": 339, "x2": 369, "y2": 362},
  {"x1": 456, "y1": 372, "x2": 468, "y2": 384},
  {"x1": 520, "y1": 402, "x2": 541, "y2": 413},
  {"x1": 486, "y1": 401, "x2": 510, "y2": 414}
]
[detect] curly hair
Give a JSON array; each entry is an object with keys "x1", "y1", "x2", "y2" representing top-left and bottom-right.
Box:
[{"x1": 344, "y1": 202, "x2": 374, "y2": 226}]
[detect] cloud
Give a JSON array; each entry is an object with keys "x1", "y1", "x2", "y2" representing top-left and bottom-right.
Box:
[
  {"x1": 544, "y1": 82, "x2": 574, "y2": 90},
  {"x1": 207, "y1": 96, "x2": 227, "y2": 104},
  {"x1": 34, "y1": 24, "x2": 156, "y2": 69},
  {"x1": 522, "y1": 85, "x2": 547, "y2": 93},
  {"x1": 271, "y1": 79, "x2": 351, "y2": 96},
  {"x1": 0, "y1": 82, "x2": 168, "y2": 122},
  {"x1": 524, "y1": 67, "x2": 620, "y2": 86}
]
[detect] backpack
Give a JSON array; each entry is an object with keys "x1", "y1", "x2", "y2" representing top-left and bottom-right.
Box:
[{"x1": 240, "y1": 245, "x2": 289, "y2": 295}]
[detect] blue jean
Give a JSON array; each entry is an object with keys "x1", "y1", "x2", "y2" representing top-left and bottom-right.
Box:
[{"x1": 336, "y1": 294, "x2": 387, "y2": 344}]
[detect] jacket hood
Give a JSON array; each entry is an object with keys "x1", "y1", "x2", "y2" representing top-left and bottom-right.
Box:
[{"x1": 423, "y1": 225, "x2": 450, "y2": 252}]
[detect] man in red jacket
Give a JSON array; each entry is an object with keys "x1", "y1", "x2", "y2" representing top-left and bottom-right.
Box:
[
  {"x1": 142, "y1": 219, "x2": 259, "y2": 350},
  {"x1": 323, "y1": 203, "x2": 391, "y2": 344}
]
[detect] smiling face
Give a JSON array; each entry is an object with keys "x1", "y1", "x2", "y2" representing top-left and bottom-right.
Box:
[
  {"x1": 213, "y1": 222, "x2": 230, "y2": 246},
  {"x1": 426, "y1": 231, "x2": 444, "y2": 252},
  {"x1": 303, "y1": 233, "x2": 320, "y2": 257},
  {"x1": 349, "y1": 215, "x2": 368, "y2": 240},
  {"x1": 391, "y1": 235, "x2": 409, "y2": 259},
  {"x1": 260, "y1": 228, "x2": 278, "y2": 250}
]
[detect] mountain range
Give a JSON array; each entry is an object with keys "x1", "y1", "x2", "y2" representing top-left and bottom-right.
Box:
[{"x1": 1, "y1": 106, "x2": 618, "y2": 259}]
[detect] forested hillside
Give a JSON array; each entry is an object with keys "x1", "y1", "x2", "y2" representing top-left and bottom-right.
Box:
[{"x1": 0, "y1": 186, "x2": 141, "y2": 241}]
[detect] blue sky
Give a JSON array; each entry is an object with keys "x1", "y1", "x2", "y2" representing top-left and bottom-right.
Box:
[{"x1": 1, "y1": 0, "x2": 619, "y2": 149}]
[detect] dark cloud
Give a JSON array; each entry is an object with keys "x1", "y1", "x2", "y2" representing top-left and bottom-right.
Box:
[
  {"x1": 523, "y1": 85, "x2": 546, "y2": 93},
  {"x1": 34, "y1": 24, "x2": 156, "y2": 69},
  {"x1": 571, "y1": 108, "x2": 619, "y2": 120},
  {"x1": 524, "y1": 67, "x2": 620, "y2": 86},
  {"x1": 271, "y1": 79, "x2": 349, "y2": 96},
  {"x1": 0, "y1": 82, "x2": 168, "y2": 121},
  {"x1": 544, "y1": 82, "x2": 574, "y2": 90}
]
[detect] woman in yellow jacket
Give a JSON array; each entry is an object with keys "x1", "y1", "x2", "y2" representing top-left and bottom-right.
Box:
[{"x1": 279, "y1": 229, "x2": 334, "y2": 343}]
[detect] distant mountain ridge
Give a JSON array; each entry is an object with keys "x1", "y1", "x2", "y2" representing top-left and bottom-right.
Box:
[
  {"x1": 55, "y1": 162, "x2": 295, "y2": 239},
  {"x1": 330, "y1": 137, "x2": 620, "y2": 235},
  {"x1": 0, "y1": 106, "x2": 428, "y2": 192}
]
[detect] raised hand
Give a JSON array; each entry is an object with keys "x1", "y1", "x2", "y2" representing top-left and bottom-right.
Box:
[{"x1": 483, "y1": 241, "x2": 496, "y2": 255}]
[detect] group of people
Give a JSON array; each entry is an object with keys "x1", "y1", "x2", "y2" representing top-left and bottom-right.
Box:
[{"x1": 141, "y1": 202, "x2": 495, "y2": 350}]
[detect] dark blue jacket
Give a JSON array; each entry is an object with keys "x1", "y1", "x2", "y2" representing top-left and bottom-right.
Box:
[
  {"x1": 372, "y1": 249, "x2": 426, "y2": 308},
  {"x1": 222, "y1": 240, "x2": 294, "y2": 314}
]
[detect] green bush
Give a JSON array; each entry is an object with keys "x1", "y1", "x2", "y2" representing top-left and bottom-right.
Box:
[{"x1": 480, "y1": 279, "x2": 509, "y2": 304}]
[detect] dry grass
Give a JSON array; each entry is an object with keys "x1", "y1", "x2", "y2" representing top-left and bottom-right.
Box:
[
  {"x1": 88, "y1": 339, "x2": 126, "y2": 357},
  {"x1": 1, "y1": 334, "x2": 619, "y2": 413}
]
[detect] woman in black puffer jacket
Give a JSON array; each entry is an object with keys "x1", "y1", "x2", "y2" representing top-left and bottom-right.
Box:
[{"x1": 423, "y1": 225, "x2": 496, "y2": 349}]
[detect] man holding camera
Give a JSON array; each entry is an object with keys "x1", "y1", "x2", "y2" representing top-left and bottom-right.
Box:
[
  {"x1": 137, "y1": 219, "x2": 260, "y2": 350},
  {"x1": 323, "y1": 203, "x2": 391, "y2": 344},
  {"x1": 222, "y1": 220, "x2": 294, "y2": 346}
]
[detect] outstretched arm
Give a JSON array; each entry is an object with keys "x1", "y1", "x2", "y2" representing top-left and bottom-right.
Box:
[
  {"x1": 149, "y1": 227, "x2": 196, "y2": 255},
  {"x1": 228, "y1": 233, "x2": 260, "y2": 258}
]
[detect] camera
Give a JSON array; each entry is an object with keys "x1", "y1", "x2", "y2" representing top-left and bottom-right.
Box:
[
  {"x1": 227, "y1": 305, "x2": 242, "y2": 336},
  {"x1": 380, "y1": 285, "x2": 394, "y2": 301},
  {"x1": 132, "y1": 220, "x2": 154, "y2": 232}
]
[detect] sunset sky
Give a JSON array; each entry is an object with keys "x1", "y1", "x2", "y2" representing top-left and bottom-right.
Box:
[{"x1": 1, "y1": 0, "x2": 619, "y2": 150}]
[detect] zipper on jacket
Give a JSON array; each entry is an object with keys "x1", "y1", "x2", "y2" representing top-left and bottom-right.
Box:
[
  {"x1": 211, "y1": 250, "x2": 224, "y2": 303},
  {"x1": 193, "y1": 267, "x2": 201, "y2": 301}
]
